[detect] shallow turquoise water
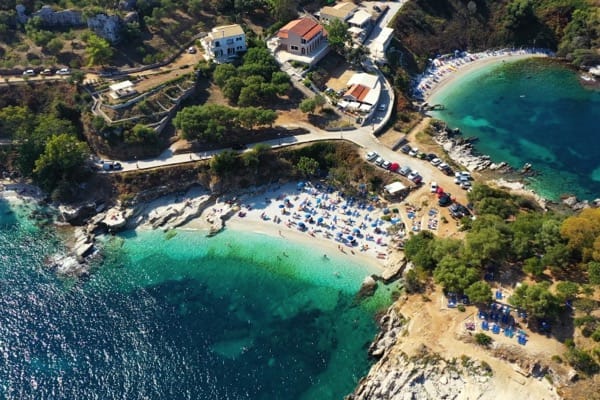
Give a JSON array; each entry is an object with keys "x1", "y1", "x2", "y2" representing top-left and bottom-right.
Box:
[
  {"x1": 0, "y1": 198, "x2": 392, "y2": 399},
  {"x1": 431, "y1": 58, "x2": 600, "y2": 200}
]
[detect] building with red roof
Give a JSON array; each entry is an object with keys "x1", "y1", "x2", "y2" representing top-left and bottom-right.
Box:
[{"x1": 277, "y1": 17, "x2": 327, "y2": 58}]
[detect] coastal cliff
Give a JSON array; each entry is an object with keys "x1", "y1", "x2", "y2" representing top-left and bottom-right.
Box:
[{"x1": 347, "y1": 295, "x2": 566, "y2": 400}]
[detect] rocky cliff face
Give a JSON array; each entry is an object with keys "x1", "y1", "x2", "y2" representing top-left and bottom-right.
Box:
[
  {"x1": 347, "y1": 308, "x2": 493, "y2": 400},
  {"x1": 15, "y1": 5, "x2": 123, "y2": 43},
  {"x1": 347, "y1": 304, "x2": 562, "y2": 400}
]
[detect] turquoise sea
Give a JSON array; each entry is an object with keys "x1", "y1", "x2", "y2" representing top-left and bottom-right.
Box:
[
  {"x1": 430, "y1": 58, "x2": 600, "y2": 201},
  {"x1": 0, "y1": 197, "x2": 393, "y2": 399}
]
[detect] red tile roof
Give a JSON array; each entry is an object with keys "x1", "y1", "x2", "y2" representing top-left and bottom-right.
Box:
[
  {"x1": 344, "y1": 84, "x2": 370, "y2": 101},
  {"x1": 277, "y1": 18, "x2": 324, "y2": 41}
]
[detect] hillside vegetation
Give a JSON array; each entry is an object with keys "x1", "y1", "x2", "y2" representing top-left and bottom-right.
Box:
[{"x1": 393, "y1": 0, "x2": 599, "y2": 70}]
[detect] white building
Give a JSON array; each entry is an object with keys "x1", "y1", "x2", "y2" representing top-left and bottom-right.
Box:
[{"x1": 201, "y1": 24, "x2": 246, "y2": 62}]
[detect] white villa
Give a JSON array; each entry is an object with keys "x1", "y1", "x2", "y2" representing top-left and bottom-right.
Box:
[{"x1": 201, "y1": 24, "x2": 247, "y2": 62}]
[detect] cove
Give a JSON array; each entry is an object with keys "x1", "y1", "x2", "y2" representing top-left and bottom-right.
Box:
[{"x1": 430, "y1": 58, "x2": 600, "y2": 201}]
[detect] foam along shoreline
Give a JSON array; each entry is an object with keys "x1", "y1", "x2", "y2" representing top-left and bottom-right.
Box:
[
  {"x1": 413, "y1": 48, "x2": 553, "y2": 103},
  {"x1": 182, "y1": 182, "x2": 409, "y2": 274}
]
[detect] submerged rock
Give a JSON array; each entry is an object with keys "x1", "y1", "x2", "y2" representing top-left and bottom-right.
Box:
[{"x1": 356, "y1": 276, "x2": 378, "y2": 300}]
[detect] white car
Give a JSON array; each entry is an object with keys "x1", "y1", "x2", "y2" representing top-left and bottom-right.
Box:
[
  {"x1": 461, "y1": 181, "x2": 472, "y2": 190},
  {"x1": 430, "y1": 182, "x2": 438, "y2": 193},
  {"x1": 430, "y1": 158, "x2": 442, "y2": 166},
  {"x1": 456, "y1": 171, "x2": 471, "y2": 180},
  {"x1": 374, "y1": 156, "x2": 384, "y2": 166},
  {"x1": 56, "y1": 68, "x2": 71, "y2": 75},
  {"x1": 22, "y1": 69, "x2": 35, "y2": 76},
  {"x1": 382, "y1": 160, "x2": 391, "y2": 170},
  {"x1": 366, "y1": 151, "x2": 378, "y2": 161},
  {"x1": 408, "y1": 147, "x2": 419, "y2": 157}
]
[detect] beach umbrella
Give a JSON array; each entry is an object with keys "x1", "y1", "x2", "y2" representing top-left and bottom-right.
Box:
[
  {"x1": 279, "y1": 204, "x2": 285, "y2": 208},
  {"x1": 336, "y1": 231, "x2": 343, "y2": 237},
  {"x1": 391, "y1": 218, "x2": 400, "y2": 224},
  {"x1": 298, "y1": 222, "x2": 306, "y2": 229},
  {"x1": 383, "y1": 208, "x2": 390, "y2": 215},
  {"x1": 317, "y1": 217, "x2": 324, "y2": 224},
  {"x1": 390, "y1": 162, "x2": 399, "y2": 171},
  {"x1": 297, "y1": 182, "x2": 305, "y2": 189},
  {"x1": 347, "y1": 235, "x2": 354, "y2": 242},
  {"x1": 353, "y1": 228, "x2": 361, "y2": 234},
  {"x1": 305, "y1": 213, "x2": 311, "y2": 219}
]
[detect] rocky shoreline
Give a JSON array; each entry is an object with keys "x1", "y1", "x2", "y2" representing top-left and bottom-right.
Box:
[
  {"x1": 346, "y1": 304, "x2": 565, "y2": 400},
  {"x1": 430, "y1": 122, "x2": 600, "y2": 211}
]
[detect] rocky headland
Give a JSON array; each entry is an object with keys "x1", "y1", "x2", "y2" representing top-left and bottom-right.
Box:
[{"x1": 347, "y1": 301, "x2": 566, "y2": 400}]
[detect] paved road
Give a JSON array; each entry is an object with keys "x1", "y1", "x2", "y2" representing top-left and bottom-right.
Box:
[{"x1": 104, "y1": 119, "x2": 437, "y2": 186}]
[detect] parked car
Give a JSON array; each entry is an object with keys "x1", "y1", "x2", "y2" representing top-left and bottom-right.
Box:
[
  {"x1": 366, "y1": 151, "x2": 378, "y2": 161},
  {"x1": 41, "y1": 68, "x2": 53, "y2": 76},
  {"x1": 374, "y1": 157, "x2": 385, "y2": 166},
  {"x1": 377, "y1": 103, "x2": 386, "y2": 112},
  {"x1": 400, "y1": 145, "x2": 411, "y2": 154},
  {"x1": 56, "y1": 68, "x2": 71, "y2": 75},
  {"x1": 398, "y1": 166, "x2": 411, "y2": 176},
  {"x1": 187, "y1": 46, "x2": 197, "y2": 54},
  {"x1": 408, "y1": 147, "x2": 419, "y2": 157},
  {"x1": 430, "y1": 158, "x2": 442, "y2": 166},
  {"x1": 430, "y1": 182, "x2": 438, "y2": 193},
  {"x1": 22, "y1": 69, "x2": 35, "y2": 76},
  {"x1": 438, "y1": 193, "x2": 452, "y2": 207},
  {"x1": 102, "y1": 161, "x2": 122, "y2": 171},
  {"x1": 411, "y1": 174, "x2": 423, "y2": 184},
  {"x1": 426, "y1": 153, "x2": 437, "y2": 161},
  {"x1": 382, "y1": 160, "x2": 391, "y2": 170},
  {"x1": 460, "y1": 181, "x2": 472, "y2": 190}
]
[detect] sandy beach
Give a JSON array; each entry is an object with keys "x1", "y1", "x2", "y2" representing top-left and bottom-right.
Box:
[
  {"x1": 180, "y1": 182, "x2": 445, "y2": 273},
  {"x1": 415, "y1": 49, "x2": 551, "y2": 103}
]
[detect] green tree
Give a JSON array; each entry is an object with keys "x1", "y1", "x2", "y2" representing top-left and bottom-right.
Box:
[
  {"x1": 45, "y1": 37, "x2": 64, "y2": 54},
  {"x1": 404, "y1": 231, "x2": 437, "y2": 271},
  {"x1": 508, "y1": 282, "x2": 561, "y2": 319},
  {"x1": 465, "y1": 223, "x2": 511, "y2": 265},
  {"x1": 33, "y1": 134, "x2": 89, "y2": 192},
  {"x1": 589, "y1": 261, "x2": 600, "y2": 285},
  {"x1": 222, "y1": 77, "x2": 245, "y2": 104},
  {"x1": 465, "y1": 281, "x2": 493, "y2": 306},
  {"x1": 213, "y1": 63, "x2": 237, "y2": 87},
  {"x1": 556, "y1": 281, "x2": 580, "y2": 302},
  {"x1": 296, "y1": 156, "x2": 319, "y2": 177},
  {"x1": 210, "y1": 150, "x2": 238, "y2": 177},
  {"x1": 523, "y1": 256, "x2": 545, "y2": 278},
  {"x1": 325, "y1": 19, "x2": 350, "y2": 54},
  {"x1": 125, "y1": 124, "x2": 158, "y2": 144},
  {"x1": 0, "y1": 106, "x2": 35, "y2": 139},
  {"x1": 299, "y1": 98, "x2": 317, "y2": 115},
  {"x1": 85, "y1": 34, "x2": 113, "y2": 66},
  {"x1": 16, "y1": 115, "x2": 76, "y2": 175},
  {"x1": 433, "y1": 256, "x2": 479, "y2": 293},
  {"x1": 268, "y1": 0, "x2": 296, "y2": 22}
]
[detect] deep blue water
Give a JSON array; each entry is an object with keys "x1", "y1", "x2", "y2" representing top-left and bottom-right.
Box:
[
  {"x1": 0, "y1": 198, "x2": 391, "y2": 399},
  {"x1": 431, "y1": 58, "x2": 600, "y2": 200}
]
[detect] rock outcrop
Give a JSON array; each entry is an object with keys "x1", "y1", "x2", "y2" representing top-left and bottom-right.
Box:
[
  {"x1": 16, "y1": 5, "x2": 124, "y2": 43},
  {"x1": 434, "y1": 128, "x2": 493, "y2": 172}
]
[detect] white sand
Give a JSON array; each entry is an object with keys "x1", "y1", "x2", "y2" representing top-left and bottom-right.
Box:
[
  {"x1": 183, "y1": 182, "x2": 417, "y2": 271},
  {"x1": 418, "y1": 50, "x2": 550, "y2": 103}
]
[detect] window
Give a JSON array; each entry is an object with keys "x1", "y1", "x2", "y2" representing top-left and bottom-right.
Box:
[
  {"x1": 236, "y1": 37, "x2": 242, "y2": 41},
  {"x1": 214, "y1": 41, "x2": 220, "y2": 47},
  {"x1": 301, "y1": 39, "x2": 306, "y2": 44},
  {"x1": 291, "y1": 45, "x2": 298, "y2": 50},
  {"x1": 226, "y1": 38, "x2": 234, "y2": 44},
  {"x1": 236, "y1": 46, "x2": 242, "y2": 50}
]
